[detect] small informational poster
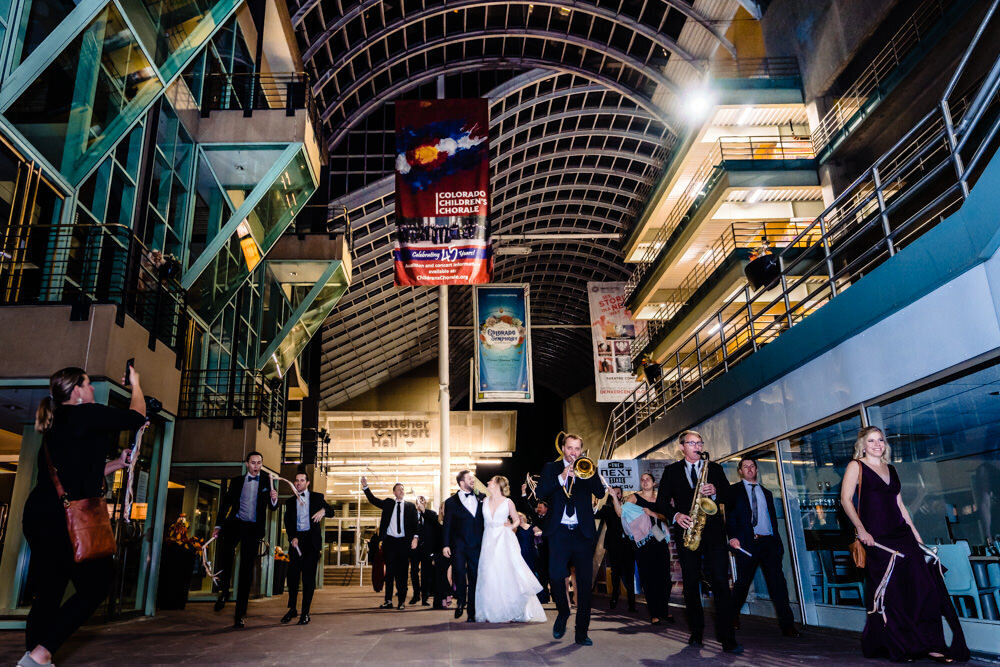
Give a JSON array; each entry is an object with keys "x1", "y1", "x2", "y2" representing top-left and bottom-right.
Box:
[
  {"x1": 597, "y1": 459, "x2": 641, "y2": 493},
  {"x1": 474, "y1": 284, "x2": 533, "y2": 402}
]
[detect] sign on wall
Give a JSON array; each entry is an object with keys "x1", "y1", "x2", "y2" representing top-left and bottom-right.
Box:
[
  {"x1": 597, "y1": 458, "x2": 675, "y2": 494},
  {"x1": 587, "y1": 282, "x2": 644, "y2": 402},
  {"x1": 393, "y1": 99, "x2": 492, "y2": 286},
  {"x1": 474, "y1": 284, "x2": 533, "y2": 403}
]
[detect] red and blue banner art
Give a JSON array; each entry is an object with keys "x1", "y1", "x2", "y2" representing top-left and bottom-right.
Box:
[{"x1": 393, "y1": 99, "x2": 493, "y2": 286}]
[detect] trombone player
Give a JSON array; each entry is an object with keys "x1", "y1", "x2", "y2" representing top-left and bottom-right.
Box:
[
  {"x1": 655, "y1": 430, "x2": 743, "y2": 654},
  {"x1": 535, "y1": 433, "x2": 605, "y2": 646}
]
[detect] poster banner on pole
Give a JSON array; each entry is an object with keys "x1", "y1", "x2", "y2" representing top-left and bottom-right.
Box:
[
  {"x1": 393, "y1": 99, "x2": 492, "y2": 286},
  {"x1": 588, "y1": 282, "x2": 644, "y2": 402},
  {"x1": 473, "y1": 284, "x2": 533, "y2": 403}
]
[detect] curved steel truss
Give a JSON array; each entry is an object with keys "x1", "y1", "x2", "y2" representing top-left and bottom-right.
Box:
[{"x1": 294, "y1": 0, "x2": 746, "y2": 405}]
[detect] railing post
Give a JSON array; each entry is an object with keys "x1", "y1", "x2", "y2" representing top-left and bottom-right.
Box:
[
  {"x1": 777, "y1": 254, "x2": 795, "y2": 329},
  {"x1": 718, "y1": 311, "x2": 729, "y2": 372},
  {"x1": 695, "y1": 332, "x2": 705, "y2": 389},
  {"x1": 940, "y1": 100, "x2": 970, "y2": 200},
  {"x1": 745, "y1": 285, "x2": 758, "y2": 352},
  {"x1": 818, "y1": 215, "x2": 838, "y2": 297},
  {"x1": 675, "y1": 350, "x2": 684, "y2": 401},
  {"x1": 871, "y1": 165, "x2": 897, "y2": 256}
]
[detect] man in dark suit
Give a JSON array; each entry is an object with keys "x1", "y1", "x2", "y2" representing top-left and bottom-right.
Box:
[
  {"x1": 409, "y1": 495, "x2": 437, "y2": 606},
  {"x1": 655, "y1": 430, "x2": 743, "y2": 654},
  {"x1": 533, "y1": 499, "x2": 551, "y2": 603},
  {"x1": 212, "y1": 451, "x2": 279, "y2": 628},
  {"x1": 535, "y1": 434, "x2": 605, "y2": 646},
  {"x1": 280, "y1": 471, "x2": 335, "y2": 626},
  {"x1": 726, "y1": 456, "x2": 800, "y2": 637},
  {"x1": 361, "y1": 476, "x2": 418, "y2": 609},
  {"x1": 596, "y1": 486, "x2": 635, "y2": 611},
  {"x1": 442, "y1": 469, "x2": 484, "y2": 621}
]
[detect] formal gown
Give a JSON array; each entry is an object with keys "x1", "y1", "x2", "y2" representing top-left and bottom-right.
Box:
[
  {"x1": 632, "y1": 495, "x2": 672, "y2": 620},
  {"x1": 475, "y1": 498, "x2": 547, "y2": 623},
  {"x1": 857, "y1": 463, "x2": 969, "y2": 662}
]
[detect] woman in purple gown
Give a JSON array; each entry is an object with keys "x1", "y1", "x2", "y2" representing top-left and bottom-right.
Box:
[{"x1": 841, "y1": 426, "x2": 969, "y2": 663}]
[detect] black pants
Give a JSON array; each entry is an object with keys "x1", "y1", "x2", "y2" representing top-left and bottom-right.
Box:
[
  {"x1": 409, "y1": 547, "x2": 433, "y2": 601},
  {"x1": 677, "y1": 538, "x2": 736, "y2": 645},
  {"x1": 548, "y1": 526, "x2": 595, "y2": 640},
  {"x1": 286, "y1": 539, "x2": 320, "y2": 614},
  {"x1": 382, "y1": 536, "x2": 409, "y2": 603},
  {"x1": 535, "y1": 540, "x2": 551, "y2": 603},
  {"x1": 434, "y1": 554, "x2": 452, "y2": 607},
  {"x1": 216, "y1": 520, "x2": 263, "y2": 619},
  {"x1": 731, "y1": 535, "x2": 795, "y2": 630},
  {"x1": 607, "y1": 543, "x2": 636, "y2": 608},
  {"x1": 450, "y1": 540, "x2": 480, "y2": 615},
  {"x1": 635, "y1": 539, "x2": 672, "y2": 618},
  {"x1": 23, "y1": 526, "x2": 113, "y2": 654}
]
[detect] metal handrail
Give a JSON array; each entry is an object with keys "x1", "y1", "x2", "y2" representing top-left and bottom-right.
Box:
[
  {"x1": 631, "y1": 220, "x2": 821, "y2": 358},
  {"x1": 708, "y1": 57, "x2": 801, "y2": 80},
  {"x1": 811, "y1": 0, "x2": 951, "y2": 153},
  {"x1": 606, "y1": 3, "x2": 1000, "y2": 454},
  {"x1": 179, "y1": 368, "x2": 286, "y2": 438},
  {"x1": 0, "y1": 222, "x2": 187, "y2": 350},
  {"x1": 624, "y1": 136, "x2": 816, "y2": 301}
]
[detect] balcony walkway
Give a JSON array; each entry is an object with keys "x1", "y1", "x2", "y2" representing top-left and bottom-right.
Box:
[{"x1": 1, "y1": 588, "x2": 986, "y2": 665}]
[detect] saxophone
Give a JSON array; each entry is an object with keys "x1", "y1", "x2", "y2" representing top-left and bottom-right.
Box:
[{"x1": 682, "y1": 451, "x2": 718, "y2": 551}]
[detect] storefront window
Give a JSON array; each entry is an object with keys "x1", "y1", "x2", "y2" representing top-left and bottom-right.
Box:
[
  {"x1": 868, "y1": 360, "x2": 1000, "y2": 623},
  {"x1": 778, "y1": 411, "x2": 864, "y2": 629}
]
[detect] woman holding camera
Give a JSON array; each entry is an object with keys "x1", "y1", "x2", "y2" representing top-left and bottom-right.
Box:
[{"x1": 19, "y1": 366, "x2": 146, "y2": 667}]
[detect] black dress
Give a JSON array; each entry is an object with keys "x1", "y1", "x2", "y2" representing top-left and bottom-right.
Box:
[
  {"x1": 857, "y1": 462, "x2": 969, "y2": 662},
  {"x1": 632, "y1": 495, "x2": 672, "y2": 620}
]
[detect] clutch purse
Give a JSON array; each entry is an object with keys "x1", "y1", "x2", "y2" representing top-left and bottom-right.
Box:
[{"x1": 849, "y1": 460, "x2": 866, "y2": 568}]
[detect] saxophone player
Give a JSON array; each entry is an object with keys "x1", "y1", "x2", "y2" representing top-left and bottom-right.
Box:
[{"x1": 655, "y1": 430, "x2": 743, "y2": 654}]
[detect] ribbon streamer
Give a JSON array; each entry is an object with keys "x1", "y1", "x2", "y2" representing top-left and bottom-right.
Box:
[
  {"x1": 866, "y1": 540, "x2": 905, "y2": 623},
  {"x1": 201, "y1": 535, "x2": 221, "y2": 585},
  {"x1": 123, "y1": 420, "x2": 149, "y2": 523},
  {"x1": 269, "y1": 472, "x2": 306, "y2": 505}
]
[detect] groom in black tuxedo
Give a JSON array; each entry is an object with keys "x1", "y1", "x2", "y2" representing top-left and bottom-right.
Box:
[
  {"x1": 536, "y1": 434, "x2": 605, "y2": 646},
  {"x1": 442, "y1": 469, "x2": 484, "y2": 621}
]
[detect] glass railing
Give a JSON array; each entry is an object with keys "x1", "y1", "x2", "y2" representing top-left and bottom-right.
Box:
[
  {"x1": 179, "y1": 368, "x2": 286, "y2": 437},
  {"x1": 0, "y1": 222, "x2": 187, "y2": 350},
  {"x1": 631, "y1": 220, "x2": 821, "y2": 358},
  {"x1": 607, "y1": 18, "x2": 1000, "y2": 453},
  {"x1": 709, "y1": 56, "x2": 801, "y2": 82},
  {"x1": 624, "y1": 136, "x2": 816, "y2": 302}
]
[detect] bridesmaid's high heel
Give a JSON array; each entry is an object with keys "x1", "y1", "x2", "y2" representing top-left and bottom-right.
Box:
[{"x1": 929, "y1": 654, "x2": 953, "y2": 664}]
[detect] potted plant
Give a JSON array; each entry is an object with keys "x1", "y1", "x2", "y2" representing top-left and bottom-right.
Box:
[
  {"x1": 744, "y1": 239, "x2": 781, "y2": 291},
  {"x1": 157, "y1": 514, "x2": 199, "y2": 610},
  {"x1": 272, "y1": 545, "x2": 290, "y2": 595}
]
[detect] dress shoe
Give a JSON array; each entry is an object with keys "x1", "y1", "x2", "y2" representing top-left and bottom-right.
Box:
[
  {"x1": 409, "y1": 596, "x2": 420, "y2": 605},
  {"x1": 378, "y1": 600, "x2": 393, "y2": 609},
  {"x1": 281, "y1": 609, "x2": 297, "y2": 624},
  {"x1": 297, "y1": 614, "x2": 311, "y2": 626},
  {"x1": 397, "y1": 603, "x2": 405, "y2": 610},
  {"x1": 466, "y1": 615, "x2": 476, "y2": 622},
  {"x1": 454, "y1": 604, "x2": 464, "y2": 619},
  {"x1": 609, "y1": 597, "x2": 618, "y2": 609},
  {"x1": 422, "y1": 599, "x2": 431, "y2": 606},
  {"x1": 233, "y1": 617, "x2": 246, "y2": 629},
  {"x1": 553, "y1": 612, "x2": 569, "y2": 639},
  {"x1": 722, "y1": 642, "x2": 745, "y2": 655},
  {"x1": 433, "y1": 603, "x2": 446, "y2": 610},
  {"x1": 687, "y1": 634, "x2": 703, "y2": 647},
  {"x1": 781, "y1": 626, "x2": 801, "y2": 638},
  {"x1": 575, "y1": 636, "x2": 593, "y2": 646},
  {"x1": 214, "y1": 594, "x2": 227, "y2": 612}
]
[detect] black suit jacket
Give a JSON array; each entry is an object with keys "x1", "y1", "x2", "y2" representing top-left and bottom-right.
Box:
[
  {"x1": 363, "y1": 487, "x2": 417, "y2": 539},
  {"x1": 414, "y1": 509, "x2": 439, "y2": 552},
  {"x1": 596, "y1": 503, "x2": 626, "y2": 552},
  {"x1": 442, "y1": 492, "x2": 484, "y2": 550},
  {"x1": 726, "y1": 480, "x2": 783, "y2": 554},
  {"x1": 217, "y1": 473, "x2": 279, "y2": 539},
  {"x1": 283, "y1": 491, "x2": 335, "y2": 552},
  {"x1": 655, "y1": 459, "x2": 731, "y2": 547},
  {"x1": 535, "y1": 460, "x2": 606, "y2": 539}
]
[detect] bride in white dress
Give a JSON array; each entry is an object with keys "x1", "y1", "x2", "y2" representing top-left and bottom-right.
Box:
[{"x1": 475, "y1": 476, "x2": 547, "y2": 623}]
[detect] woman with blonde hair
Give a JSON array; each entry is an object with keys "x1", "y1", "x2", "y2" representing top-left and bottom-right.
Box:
[
  {"x1": 840, "y1": 426, "x2": 968, "y2": 663},
  {"x1": 474, "y1": 475, "x2": 547, "y2": 623}
]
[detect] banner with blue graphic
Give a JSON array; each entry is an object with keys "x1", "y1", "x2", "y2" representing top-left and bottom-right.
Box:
[{"x1": 473, "y1": 284, "x2": 533, "y2": 403}]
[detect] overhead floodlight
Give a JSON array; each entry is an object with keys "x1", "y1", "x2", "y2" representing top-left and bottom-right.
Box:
[
  {"x1": 684, "y1": 83, "x2": 715, "y2": 123},
  {"x1": 497, "y1": 245, "x2": 531, "y2": 256}
]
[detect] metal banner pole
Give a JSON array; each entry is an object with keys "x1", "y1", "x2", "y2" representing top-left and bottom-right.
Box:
[{"x1": 439, "y1": 283, "x2": 450, "y2": 508}]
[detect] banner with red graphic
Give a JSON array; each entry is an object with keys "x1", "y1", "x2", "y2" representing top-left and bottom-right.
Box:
[{"x1": 393, "y1": 99, "x2": 492, "y2": 286}]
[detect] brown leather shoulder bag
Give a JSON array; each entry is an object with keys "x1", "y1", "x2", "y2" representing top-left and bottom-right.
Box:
[
  {"x1": 848, "y1": 460, "x2": 866, "y2": 568},
  {"x1": 44, "y1": 444, "x2": 116, "y2": 563}
]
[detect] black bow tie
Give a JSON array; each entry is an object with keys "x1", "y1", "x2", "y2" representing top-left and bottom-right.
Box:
[
  {"x1": 463, "y1": 492, "x2": 474, "y2": 498},
  {"x1": 247, "y1": 475, "x2": 259, "y2": 482}
]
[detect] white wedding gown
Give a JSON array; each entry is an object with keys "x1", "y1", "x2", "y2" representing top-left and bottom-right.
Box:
[{"x1": 475, "y1": 497, "x2": 547, "y2": 623}]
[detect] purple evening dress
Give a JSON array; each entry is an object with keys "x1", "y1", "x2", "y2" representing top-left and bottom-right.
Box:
[{"x1": 857, "y1": 462, "x2": 969, "y2": 662}]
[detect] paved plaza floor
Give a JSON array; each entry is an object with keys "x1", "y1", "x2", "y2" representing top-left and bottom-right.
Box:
[{"x1": 0, "y1": 588, "x2": 987, "y2": 665}]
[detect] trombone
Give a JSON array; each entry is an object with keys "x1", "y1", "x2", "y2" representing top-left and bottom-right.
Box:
[{"x1": 554, "y1": 430, "x2": 597, "y2": 498}]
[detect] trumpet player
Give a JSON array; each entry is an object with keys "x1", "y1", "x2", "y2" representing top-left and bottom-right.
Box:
[{"x1": 655, "y1": 430, "x2": 743, "y2": 654}]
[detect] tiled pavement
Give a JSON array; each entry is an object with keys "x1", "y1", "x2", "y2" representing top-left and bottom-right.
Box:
[{"x1": 0, "y1": 588, "x2": 988, "y2": 665}]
